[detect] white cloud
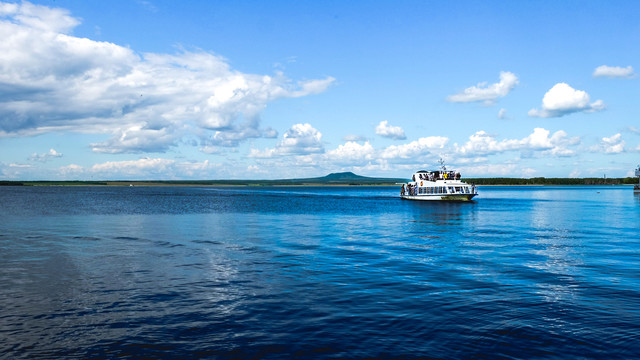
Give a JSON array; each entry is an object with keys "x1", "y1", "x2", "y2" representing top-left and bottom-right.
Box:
[
  {"x1": 9, "y1": 163, "x2": 32, "y2": 168},
  {"x1": 249, "y1": 123, "x2": 324, "y2": 158},
  {"x1": 455, "y1": 128, "x2": 579, "y2": 157},
  {"x1": 176, "y1": 160, "x2": 219, "y2": 177},
  {"x1": 447, "y1": 71, "x2": 518, "y2": 105},
  {"x1": 375, "y1": 120, "x2": 406, "y2": 140},
  {"x1": 380, "y1": 136, "x2": 449, "y2": 160},
  {"x1": 205, "y1": 122, "x2": 278, "y2": 148},
  {"x1": 84, "y1": 157, "x2": 220, "y2": 179},
  {"x1": 278, "y1": 123, "x2": 324, "y2": 154},
  {"x1": 0, "y1": 1, "x2": 79, "y2": 33},
  {"x1": 59, "y1": 164, "x2": 83, "y2": 177},
  {"x1": 463, "y1": 163, "x2": 536, "y2": 177},
  {"x1": 593, "y1": 65, "x2": 636, "y2": 79},
  {"x1": 229, "y1": 125, "x2": 630, "y2": 177},
  {"x1": 625, "y1": 126, "x2": 640, "y2": 135},
  {"x1": 0, "y1": 2, "x2": 334, "y2": 155},
  {"x1": 528, "y1": 83, "x2": 605, "y2": 118},
  {"x1": 326, "y1": 141, "x2": 375, "y2": 165},
  {"x1": 29, "y1": 148, "x2": 62, "y2": 162},
  {"x1": 497, "y1": 108, "x2": 508, "y2": 119},
  {"x1": 343, "y1": 134, "x2": 367, "y2": 142},
  {"x1": 590, "y1": 133, "x2": 625, "y2": 154},
  {"x1": 91, "y1": 157, "x2": 176, "y2": 174},
  {"x1": 91, "y1": 125, "x2": 179, "y2": 153},
  {"x1": 250, "y1": 133, "x2": 448, "y2": 173}
]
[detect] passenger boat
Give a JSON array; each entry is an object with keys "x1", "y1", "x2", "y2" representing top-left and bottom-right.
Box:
[
  {"x1": 634, "y1": 165, "x2": 640, "y2": 193},
  {"x1": 400, "y1": 159, "x2": 477, "y2": 201}
]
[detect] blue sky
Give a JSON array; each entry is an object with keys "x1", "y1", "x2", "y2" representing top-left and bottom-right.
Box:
[{"x1": 1, "y1": 0, "x2": 639, "y2": 180}]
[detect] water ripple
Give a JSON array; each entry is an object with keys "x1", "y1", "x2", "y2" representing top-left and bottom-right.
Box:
[{"x1": 1, "y1": 186, "x2": 640, "y2": 358}]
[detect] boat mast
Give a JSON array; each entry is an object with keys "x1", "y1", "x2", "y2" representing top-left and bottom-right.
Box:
[{"x1": 438, "y1": 158, "x2": 446, "y2": 172}]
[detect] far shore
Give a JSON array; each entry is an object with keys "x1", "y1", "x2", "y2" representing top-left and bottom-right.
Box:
[
  {"x1": 1, "y1": 171, "x2": 638, "y2": 187},
  {"x1": 1, "y1": 180, "x2": 637, "y2": 187}
]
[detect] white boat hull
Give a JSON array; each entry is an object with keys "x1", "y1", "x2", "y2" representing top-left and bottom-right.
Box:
[
  {"x1": 401, "y1": 163, "x2": 478, "y2": 202},
  {"x1": 401, "y1": 193, "x2": 477, "y2": 202}
]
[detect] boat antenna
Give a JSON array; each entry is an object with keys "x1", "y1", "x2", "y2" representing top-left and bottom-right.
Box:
[{"x1": 438, "y1": 158, "x2": 446, "y2": 172}]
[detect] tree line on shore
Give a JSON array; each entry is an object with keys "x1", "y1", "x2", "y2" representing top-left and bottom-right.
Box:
[
  {"x1": 464, "y1": 177, "x2": 638, "y2": 186},
  {"x1": 1, "y1": 177, "x2": 638, "y2": 186}
]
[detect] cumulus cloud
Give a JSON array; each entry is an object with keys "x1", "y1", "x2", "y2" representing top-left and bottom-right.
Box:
[
  {"x1": 326, "y1": 141, "x2": 375, "y2": 165},
  {"x1": 88, "y1": 158, "x2": 219, "y2": 179},
  {"x1": 29, "y1": 148, "x2": 62, "y2": 162},
  {"x1": 278, "y1": 123, "x2": 324, "y2": 154},
  {"x1": 380, "y1": 136, "x2": 449, "y2": 160},
  {"x1": 590, "y1": 133, "x2": 625, "y2": 154},
  {"x1": 593, "y1": 65, "x2": 636, "y2": 79},
  {"x1": 91, "y1": 125, "x2": 179, "y2": 153},
  {"x1": 463, "y1": 163, "x2": 536, "y2": 177},
  {"x1": 0, "y1": 2, "x2": 334, "y2": 154},
  {"x1": 252, "y1": 130, "x2": 448, "y2": 172},
  {"x1": 375, "y1": 120, "x2": 406, "y2": 140},
  {"x1": 91, "y1": 157, "x2": 176, "y2": 175},
  {"x1": 0, "y1": 1, "x2": 78, "y2": 32},
  {"x1": 249, "y1": 123, "x2": 324, "y2": 158},
  {"x1": 455, "y1": 128, "x2": 579, "y2": 157},
  {"x1": 497, "y1": 108, "x2": 508, "y2": 119},
  {"x1": 528, "y1": 83, "x2": 605, "y2": 118},
  {"x1": 4, "y1": 156, "x2": 222, "y2": 180},
  {"x1": 447, "y1": 71, "x2": 518, "y2": 105}
]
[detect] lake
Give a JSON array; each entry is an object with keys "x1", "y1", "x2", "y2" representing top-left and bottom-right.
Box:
[{"x1": 1, "y1": 185, "x2": 639, "y2": 359}]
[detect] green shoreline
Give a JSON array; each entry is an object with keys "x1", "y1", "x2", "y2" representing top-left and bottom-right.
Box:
[{"x1": 1, "y1": 172, "x2": 638, "y2": 187}]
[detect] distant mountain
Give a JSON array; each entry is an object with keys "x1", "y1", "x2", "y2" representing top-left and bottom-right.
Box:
[
  {"x1": 6, "y1": 173, "x2": 638, "y2": 186},
  {"x1": 4, "y1": 172, "x2": 408, "y2": 186},
  {"x1": 288, "y1": 172, "x2": 406, "y2": 185},
  {"x1": 318, "y1": 172, "x2": 369, "y2": 181}
]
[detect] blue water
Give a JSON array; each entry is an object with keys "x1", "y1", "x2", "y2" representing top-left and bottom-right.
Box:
[{"x1": 1, "y1": 185, "x2": 639, "y2": 359}]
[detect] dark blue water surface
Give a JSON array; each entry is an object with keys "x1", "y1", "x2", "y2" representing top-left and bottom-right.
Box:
[{"x1": 1, "y1": 185, "x2": 640, "y2": 359}]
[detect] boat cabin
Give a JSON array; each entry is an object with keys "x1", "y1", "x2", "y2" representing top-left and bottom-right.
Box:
[{"x1": 412, "y1": 170, "x2": 461, "y2": 182}]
